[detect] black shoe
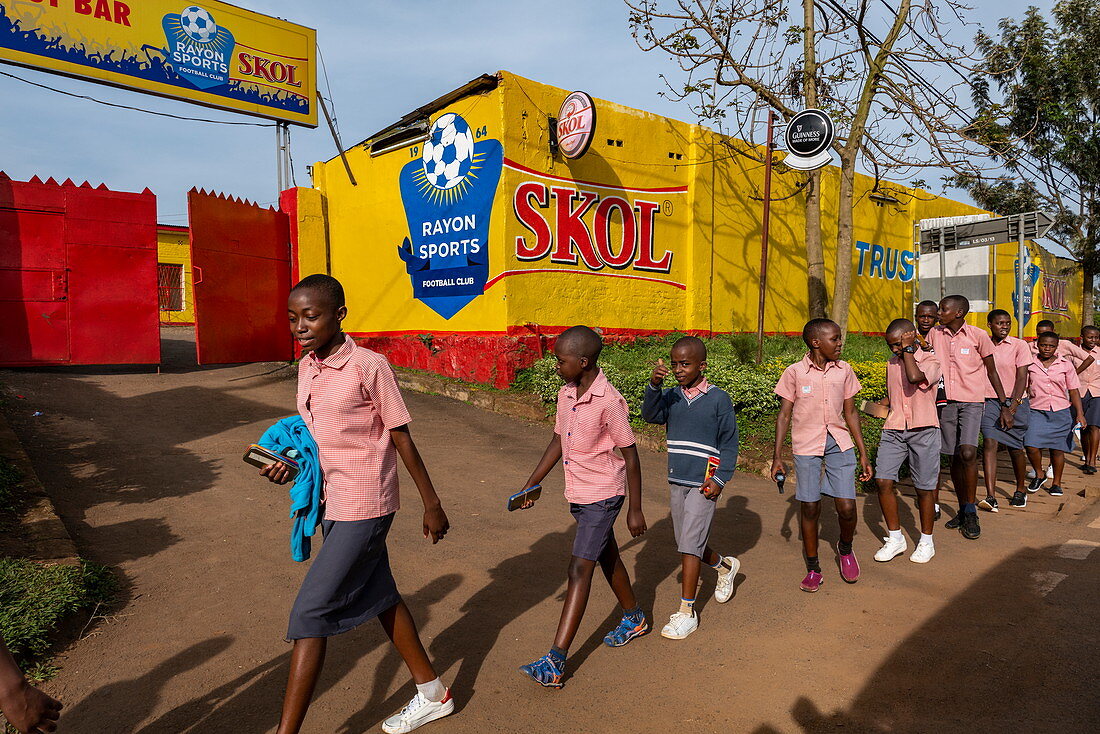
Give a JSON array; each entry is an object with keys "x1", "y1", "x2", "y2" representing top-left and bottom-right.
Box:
[
  {"x1": 1048, "y1": 485, "x2": 1064, "y2": 497},
  {"x1": 961, "y1": 511, "x2": 981, "y2": 539},
  {"x1": 1027, "y1": 476, "x2": 1046, "y2": 493},
  {"x1": 978, "y1": 496, "x2": 999, "y2": 513},
  {"x1": 945, "y1": 511, "x2": 963, "y2": 529},
  {"x1": 934, "y1": 508, "x2": 942, "y2": 521},
  {"x1": 1009, "y1": 490, "x2": 1027, "y2": 508},
  {"x1": 1083, "y1": 465, "x2": 1097, "y2": 475}
]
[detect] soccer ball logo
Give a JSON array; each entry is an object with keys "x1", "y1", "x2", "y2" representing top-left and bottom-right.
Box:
[
  {"x1": 180, "y1": 6, "x2": 218, "y2": 43},
  {"x1": 422, "y1": 114, "x2": 475, "y2": 190}
]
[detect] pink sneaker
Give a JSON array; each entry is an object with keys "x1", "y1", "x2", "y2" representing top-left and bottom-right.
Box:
[
  {"x1": 838, "y1": 543, "x2": 860, "y2": 583},
  {"x1": 800, "y1": 570, "x2": 823, "y2": 592}
]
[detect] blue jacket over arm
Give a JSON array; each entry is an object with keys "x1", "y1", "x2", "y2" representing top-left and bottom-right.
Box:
[{"x1": 258, "y1": 416, "x2": 322, "y2": 562}]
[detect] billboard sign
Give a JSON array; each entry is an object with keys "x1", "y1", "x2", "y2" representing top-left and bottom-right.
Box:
[
  {"x1": 0, "y1": 1, "x2": 317, "y2": 127},
  {"x1": 783, "y1": 108, "x2": 834, "y2": 170}
]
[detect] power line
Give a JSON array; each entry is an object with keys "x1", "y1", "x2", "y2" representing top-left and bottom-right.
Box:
[{"x1": 0, "y1": 69, "x2": 276, "y2": 127}]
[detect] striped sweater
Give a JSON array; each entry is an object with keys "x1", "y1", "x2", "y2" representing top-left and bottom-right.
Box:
[{"x1": 641, "y1": 383, "x2": 739, "y2": 487}]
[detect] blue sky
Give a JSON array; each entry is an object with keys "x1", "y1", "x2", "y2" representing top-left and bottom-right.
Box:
[{"x1": 0, "y1": 0, "x2": 1048, "y2": 228}]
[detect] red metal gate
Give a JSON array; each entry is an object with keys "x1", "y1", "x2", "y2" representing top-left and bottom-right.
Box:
[
  {"x1": 189, "y1": 189, "x2": 293, "y2": 365},
  {"x1": 0, "y1": 174, "x2": 159, "y2": 366}
]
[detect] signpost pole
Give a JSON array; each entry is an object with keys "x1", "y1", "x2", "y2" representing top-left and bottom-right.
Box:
[
  {"x1": 1018, "y1": 214, "x2": 1026, "y2": 339},
  {"x1": 756, "y1": 111, "x2": 776, "y2": 364},
  {"x1": 938, "y1": 228, "x2": 946, "y2": 300}
]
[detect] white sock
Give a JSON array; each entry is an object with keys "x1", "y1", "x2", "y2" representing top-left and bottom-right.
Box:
[
  {"x1": 920, "y1": 533, "x2": 934, "y2": 545},
  {"x1": 934, "y1": 503, "x2": 941, "y2": 513},
  {"x1": 888, "y1": 529, "x2": 903, "y2": 542},
  {"x1": 711, "y1": 555, "x2": 733, "y2": 574},
  {"x1": 415, "y1": 678, "x2": 447, "y2": 703}
]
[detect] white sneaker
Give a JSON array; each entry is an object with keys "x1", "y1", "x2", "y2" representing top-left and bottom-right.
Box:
[
  {"x1": 1027, "y1": 467, "x2": 1036, "y2": 479},
  {"x1": 874, "y1": 535, "x2": 907, "y2": 562},
  {"x1": 910, "y1": 541, "x2": 935, "y2": 564},
  {"x1": 1046, "y1": 465, "x2": 1054, "y2": 480},
  {"x1": 660, "y1": 611, "x2": 699, "y2": 640},
  {"x1": 381, "y1": 691, "x2": 455, "y2": 734},
  {"x1": 714, "y1": 556, "x2": 741, "y2": 603}
]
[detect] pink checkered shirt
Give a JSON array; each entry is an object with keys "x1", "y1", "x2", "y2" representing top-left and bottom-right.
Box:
[
  {"x1": 774, "y1": 354, "x2": 862, "y2": 456},
  {"x1": 1027, "y1": 355, "x2": 1081, "y2": 412},
  {"x1": 1077, "y1": 345, "x2": 1100, "y2": 397},
  {"x1": 884, "y1": 348, "x2": 942, "y2": 430},
  {"x1": 929, "y1": 323, "x2": 995, "y2": 403},
  {"x1": 555, "y1": 370, "x2": 637, "y2": 504},
  {"x1": 297, "y1": 334, "x2": 412, "y2": 521},
  {"x1": 682, "y1": 377, "x2": 711, "y2": 401},
  {"x1": 986, "y1": 335, "x2": 1032, "y2": 400}
]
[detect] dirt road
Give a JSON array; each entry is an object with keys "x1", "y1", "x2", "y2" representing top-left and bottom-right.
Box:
[{"x1": 2, "y1": 328, "x2": 1098, "y2": 733}]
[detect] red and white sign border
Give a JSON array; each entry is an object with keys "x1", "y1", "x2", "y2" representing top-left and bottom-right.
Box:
[{"x1": 557, "y1": 91, "x2": 597, "y2": 160}]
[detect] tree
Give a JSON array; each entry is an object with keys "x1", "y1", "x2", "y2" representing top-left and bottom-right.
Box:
[
  {"x1": 626, "y1": 0, "x2": 987, "y2": 332},
  {"x1": 954, "y1": 0, "x2": 1100, "y2": 324}
]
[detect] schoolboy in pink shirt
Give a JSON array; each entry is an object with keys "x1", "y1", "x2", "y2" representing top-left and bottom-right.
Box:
[
  {"x1": 978, "y1": 310, "x2": 1032, "y2": 513},
  {"x1": 262, "y1": 275, "x2": 454, "y2": 734},
  {"x1": 516, "y1": 326, "x2": 647, "y2": 688},
  {"x1": 928, "y1": 296, "x2": 1011, "y2": 541},
  {"x1": 871, "y1": 319, "x2": 942, "y2": 564},
  {"x1": 1020, "y1": 332, "x2": 1086, "y2": 503},
  {"x1": 772, "y1": 319, "x2": 873, "y2": 592},
  {"x1": 1077, "y1": 326, "x2": 1100, "y2": 473}
]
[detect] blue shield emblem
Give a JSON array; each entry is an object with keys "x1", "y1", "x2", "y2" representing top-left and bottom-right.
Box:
[
  {"x1": 163, "y1": 6, "x2": 235, "y2": 90},
  {"x1": 397, "y1": 113, "x2": 503, "y2": 319}
]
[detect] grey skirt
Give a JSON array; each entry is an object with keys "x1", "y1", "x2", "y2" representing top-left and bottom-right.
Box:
[
  {"x1": 982, "y1": 397, "x2": 1030, "y2": 450},
  {"x1": 1024, "y1": 408, "x2": 1075, "y2": 452},
  {"x1": 286, "y1": 513, "x2": 401, "y2": 640}
]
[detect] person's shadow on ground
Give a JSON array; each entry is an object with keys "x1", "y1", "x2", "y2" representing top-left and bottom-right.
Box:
[
  {"x1": 133, "y1": 573, "x2": 462, "y2": 734},
  {"x1": 339, "y1": 529, "x2": 576, "y2": 730}
]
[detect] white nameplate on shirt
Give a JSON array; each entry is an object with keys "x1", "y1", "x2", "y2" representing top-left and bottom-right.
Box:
[
  {"x1": 961, "y1": 348, "x2": 970, "y2": 354},
  {"x1": 802, "y1": 385, "x2": 812, "y2": 394}
]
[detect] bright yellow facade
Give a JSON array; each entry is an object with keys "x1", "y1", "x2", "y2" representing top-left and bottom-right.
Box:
[
  {"x1": 156, "y1": 225, "x2": 194, "y2": 324},
  {"x1": 297, "y1": 71, "x2": 1081, "y2": 343}
]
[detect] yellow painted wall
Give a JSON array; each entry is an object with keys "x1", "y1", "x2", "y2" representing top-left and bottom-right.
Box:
[
  {"x1": 156, "y1": 226, "x2": 194, "y2": 324},
  {"x1": 301, "y1": 70, "x2": 1080, "y2": 338}
]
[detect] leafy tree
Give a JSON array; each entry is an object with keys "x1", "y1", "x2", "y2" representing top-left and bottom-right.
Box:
[
  {"x1": 627, "y1": 0, "x2": 985, "y2": 332},
  {"x1": 955, "y1": 0, "x2": 1100, "y2": 323}
]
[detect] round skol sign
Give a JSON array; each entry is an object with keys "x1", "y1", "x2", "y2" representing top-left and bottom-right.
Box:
[
  {"x1": 557, "y1": 91, "x2": 596, "y2": 159},
  {"x1": 783, "y1": 109, "x2": 835, "y2": 171}
]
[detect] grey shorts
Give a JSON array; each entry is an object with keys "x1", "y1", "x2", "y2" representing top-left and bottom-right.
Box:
[
  {"x1": 874, "y1": 427, "x2": 942, "y2": 491},
  {"x1": 669, "y1": 482, "x2": 717, "y2": 558},
  {"x1": 569, "y1": 495, "x2": 624, "y2": 561},
  {"x1": 794, "y1": 434, "x2": 857, "y2": 502},
  {"x1": 939, "y1": 401, "x2": 983, "y2": 454},
  {"x1": 287, "y1": 514, "x2": 400, "y2": 640}
]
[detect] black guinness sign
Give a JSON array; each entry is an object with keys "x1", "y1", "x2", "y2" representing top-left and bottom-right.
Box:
[{"x1": 783, "y1": 109, "x2": 835, "y2": 170}]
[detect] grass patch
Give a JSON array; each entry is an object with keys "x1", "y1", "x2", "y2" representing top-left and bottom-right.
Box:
[{"x1": 0, "y1": 558, "x2": 116, "y2": 680}]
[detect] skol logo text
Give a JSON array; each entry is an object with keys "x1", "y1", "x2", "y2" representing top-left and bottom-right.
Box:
[{"x1": 513, "y1": 183, "x2": 674, "y2": 273}]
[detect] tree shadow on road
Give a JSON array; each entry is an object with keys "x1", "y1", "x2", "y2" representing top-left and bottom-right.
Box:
[
  {"x1": 130, "y1": 573, "x2": 462, "y2": 734},
  {"x1": 750, "y1": 543, "x2": 1100, "y2": 733}
]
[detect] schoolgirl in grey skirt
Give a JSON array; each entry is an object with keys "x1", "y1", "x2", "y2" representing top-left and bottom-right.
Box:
[{"x1": 1021, "y1": 333, "x2": 1086, "y2": 504}]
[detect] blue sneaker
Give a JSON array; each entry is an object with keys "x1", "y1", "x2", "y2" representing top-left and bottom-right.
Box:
[
  {"x1": 602, "y1": 612, "x2": 649, "y2": 647},
  {"x1": 519, "y1": 653, "x2": 564, "y2": 688}
]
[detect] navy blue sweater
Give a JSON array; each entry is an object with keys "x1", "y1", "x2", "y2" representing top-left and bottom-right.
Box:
[{"x1": 641, "y1": 383, "x2": 739, "y2": 487}]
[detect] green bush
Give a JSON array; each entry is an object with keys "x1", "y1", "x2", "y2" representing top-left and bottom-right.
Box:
[{"x1": 0, "y1": 559, "x2": 116, "y2": 673}]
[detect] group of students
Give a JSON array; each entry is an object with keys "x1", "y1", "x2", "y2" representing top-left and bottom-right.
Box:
[
  {"x1": 767, "y1": 296, "x2": 1097, "y2": 594},
  {"x1": 262, "y1": 281, "x2": 1099, "y2": 734},
  {"x1": 5, "y1": 275, "x2": 1094, "y2": 734}
]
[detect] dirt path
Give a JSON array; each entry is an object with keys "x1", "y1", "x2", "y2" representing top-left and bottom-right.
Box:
[{"x1": 2, "y1": 328, "x2": 1098, "y2": 733}]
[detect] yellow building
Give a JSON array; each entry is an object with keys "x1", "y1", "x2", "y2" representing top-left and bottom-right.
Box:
[
  {"x1": 156, "y1": 224, "x2": 194, "y2": 325},
  {"x1": 289, "y1": 71, "x2": 1082, "y2": 386}
]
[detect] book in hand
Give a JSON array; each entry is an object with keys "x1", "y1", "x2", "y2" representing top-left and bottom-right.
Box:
[
  {"x1": 243, "y1": 444, "x2": 300, "y2": 481},
  {"x1": 860, "y1": 400, "x2": 889, "y2": 419},
  {"x1": 507, "y1": 485, "x2": 542, "y2": 512}
]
